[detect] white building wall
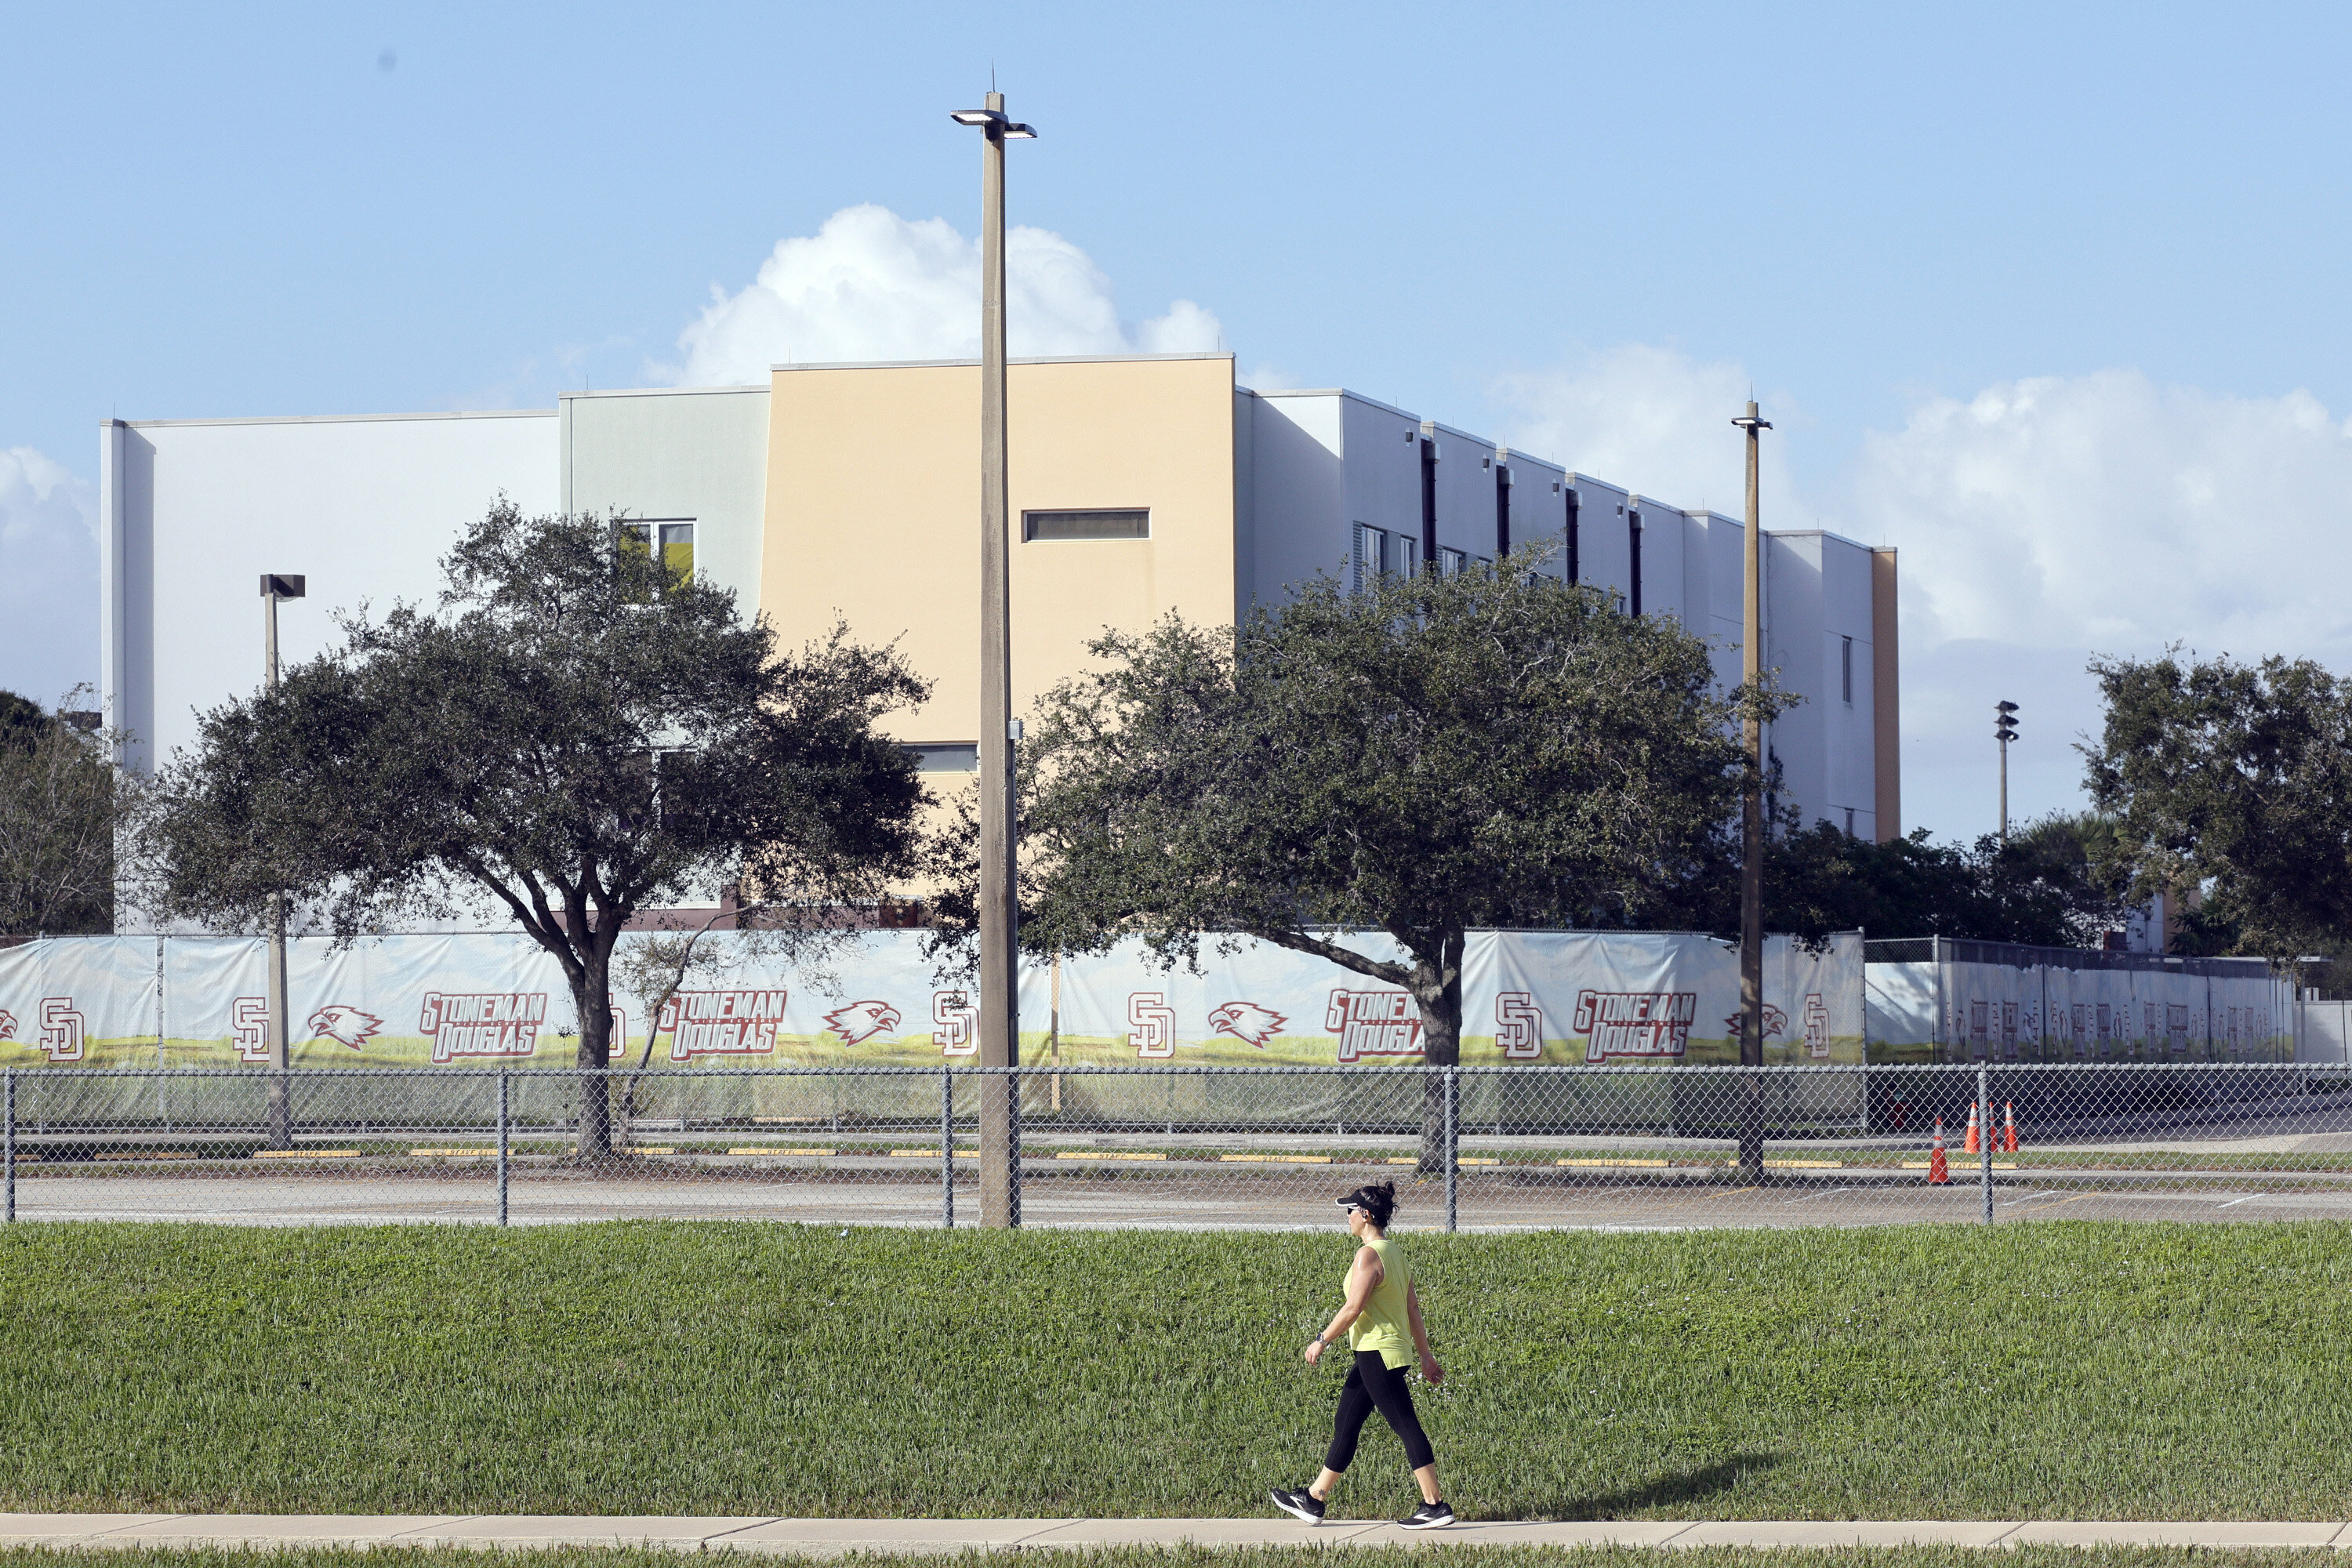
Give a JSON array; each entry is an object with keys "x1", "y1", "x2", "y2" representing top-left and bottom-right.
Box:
[
  {"x1": 1240, "y1": 390, "x2": 1347, "y2": 605},
  {"x1": 1818, "y1": 534, "x2": 1879, "y2": 840},
  {"x1": 1759, "y1": 530, "x2": 1879, "y2": 839},
  {"x1": 1423, "y1": 421, "x2": 1500, "y2": 569},
  {"x1": 1496, "y1": 450, "x2": 1568, "y2": 579},
  {"x1": 1628, "y1": 495, "x2": 1685, "y2": 622},
  {"x1": 100, "y1": 411, "x2": 557, "y2": 773},
  {"x1": 1343, "y1": 395, "x2": 1426, "y2": 561},
  {"x1": 1566, "y1": 474, "x2": 1632, "y2": 609},
  {"x1": 1694, "y1": 510, "x2": 1746, "y2": 703}
]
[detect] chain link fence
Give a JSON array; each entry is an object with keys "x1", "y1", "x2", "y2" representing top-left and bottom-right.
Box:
[{"x1": 2, "y1": 1062, "x2": 2346, "y2": 1229}]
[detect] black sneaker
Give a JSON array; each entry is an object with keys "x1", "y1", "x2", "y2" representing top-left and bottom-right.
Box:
[
  {"x1": 1269, "y1": 1486, "x2": 1327, "y2": 1524},
  {"x1": 1397, "y1": 1501, "x2": 1454, "y2": 1530}
]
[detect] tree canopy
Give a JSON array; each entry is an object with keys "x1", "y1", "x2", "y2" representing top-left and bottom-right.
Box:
[
  {"x1": 0, "y1": 688, "x2": 126, "y2": 937},
  {"x1": 1011, "y1": 551, "x2": 1766, "y2": 1163},
  {"x1": 2082, "y1": 648, "x2": 2352, "y2": 956},
  {"x1": 147, "y1": 501, "x2": 931, "y2": 1154}
]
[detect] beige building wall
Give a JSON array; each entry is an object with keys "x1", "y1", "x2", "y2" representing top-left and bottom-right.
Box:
[{"x1": 760, "y1": 353, "x2": 1239, "y2": 749}]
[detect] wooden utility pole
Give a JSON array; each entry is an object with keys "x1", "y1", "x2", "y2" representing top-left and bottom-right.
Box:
[
  {"x1": 1732, "y1": 403, "x2": 1771, "y2": 1178},
  {"x1": 953, "y1": 90, "x2": 1036, "y2": 1227}
]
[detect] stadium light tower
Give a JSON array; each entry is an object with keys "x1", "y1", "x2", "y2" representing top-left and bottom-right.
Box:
[
  {"x1": 260, "y1": 572, "x2": 305, "y2": 1151},
  {"x1": 951, "y1": 90, "x2": 1036, "y2": 1229},
  {"x1": 1996, "y1": 701, "x2": 2019, "y2": 843}
]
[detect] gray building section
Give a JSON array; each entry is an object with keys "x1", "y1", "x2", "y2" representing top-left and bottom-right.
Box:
[{"x1": 560, "y1": 386, "x2": 771, "y2": 618}]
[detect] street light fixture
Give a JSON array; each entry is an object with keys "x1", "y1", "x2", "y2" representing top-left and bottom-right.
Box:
[
  {"x1": 949, "y1": 108, "x2": 1036, "y2": 137},
  {"x1": 950, "y1": 89, "x2": 1036, "y2": 1229},
  {"x1": 1995, "y1": 700, "x2": 2019, "y2": 843}
]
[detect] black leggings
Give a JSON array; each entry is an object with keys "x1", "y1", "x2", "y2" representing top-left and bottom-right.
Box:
[{"x1": 1325, "y1": 1351, "x2": 1435, "y2": 1473}]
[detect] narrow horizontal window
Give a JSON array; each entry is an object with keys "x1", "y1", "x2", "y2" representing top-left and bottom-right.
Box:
[
  {"x1": 1022, "y1": 508, "x2": 1149, "y2": 541},
  {"x1": 907, "y1": 743, "x2": 978, "y2": 772}
]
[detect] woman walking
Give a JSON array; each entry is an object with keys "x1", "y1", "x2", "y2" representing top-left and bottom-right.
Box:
[{"x1": 1269, "y1": 1181, "x2": 1453, "y2": 1529}]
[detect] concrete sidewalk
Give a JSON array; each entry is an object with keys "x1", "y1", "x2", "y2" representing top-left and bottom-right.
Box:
[{"x1": 0, "y1": 1515, "x2": 2348, "y2": 1554}]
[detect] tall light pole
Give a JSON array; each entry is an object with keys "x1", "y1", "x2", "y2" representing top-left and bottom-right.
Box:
[
  {"x1": 1731, "y1": 402, "x2": 1771, "y2": 1178},
  {"x1": 260, "y1": 572, "x2": 305, "y2": 1151},
  {"x1": 1996, "y1": 701, "x2": 2018, "y2": 843},
  {"x1": 952, "y1": 91, "x2": 1036, "y2": 1228}
]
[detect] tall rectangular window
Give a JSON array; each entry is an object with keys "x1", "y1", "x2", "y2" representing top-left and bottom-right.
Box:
[
  {"x1": 1440, "y1": 547, "x2": 1467, "y2": 576},
  {"x1": 619, "y1": 518, "x2": 695, "y2": 599},
  {"x1": 1023, "y1": 508, "x2": 1149, "y2": 541},
  {"x1": 1628, "y1": 510, "x2": 1642, "y2": 616},
  {"x1": 1352, "y1": 523, "x2": 1378, "y2": 593},
  {"x1": 1842, "y1": 635, "x2": 1854, "y2": 703}
]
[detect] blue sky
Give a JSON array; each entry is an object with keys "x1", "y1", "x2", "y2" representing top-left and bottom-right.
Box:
[{"x1": 9, "y1": 1, "x2": 2352, "y2": 841}]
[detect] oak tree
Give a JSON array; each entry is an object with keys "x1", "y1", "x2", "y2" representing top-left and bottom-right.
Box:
[
  {"x1": 147, "y1": 501, "x2": 931, "y2": 1156},
  {"x1": 1011, "y1": 551, "x2": 1765, "y2": 1166}
]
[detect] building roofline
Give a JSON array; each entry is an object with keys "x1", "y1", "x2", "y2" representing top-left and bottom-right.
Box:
[
  {"x1": 561, "y1": 385, "x2": 767, "y2": 400},
  {"x1": 1246, "y1": 387, "x2": 1428, "y2": 423},
  {"x1": 109, "y1": 409, "x2": 554, "y2": 430},
  {"x1": 1421, "y1": 419, "x2": 1497, "y2": 450},
  {"x1": 1767, "y1": 527, "x2": 1883, "y2": 552},
  {"x1": 1495, "y1": 448, "x2": 1566, "y2": 476},
  {"x1": 769, "y1": 350, "x2": 1235, "y2": 373}
]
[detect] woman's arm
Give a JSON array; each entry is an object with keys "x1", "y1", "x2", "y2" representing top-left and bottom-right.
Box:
[
  {"x1": 1405, "y1": 1280, "x2": 1443, "y2": 1382},
  {"x1": 1304, "y1": 1249, "x2": 1383, "y2": 1364}
]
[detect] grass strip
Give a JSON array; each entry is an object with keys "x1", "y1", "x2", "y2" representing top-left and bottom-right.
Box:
[
  {"x1": 5, "y1": 1222, "x2": 2352, "y2": 1519},
  {"x1": 0, "y1": 1547, "x2": 2333, "y2": 1568}
]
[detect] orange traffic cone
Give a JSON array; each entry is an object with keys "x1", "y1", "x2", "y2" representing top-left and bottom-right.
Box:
[
  {"x1": 1929, "y1": 1118, "x2": 1950, "y2": 1185},
  {"x1": 2001, "y1": 1102, "x2": 2020, "y2": 1154},
  {"x1": 1964, "y1": 1102, "x2": 1982, "y2": 1154}
]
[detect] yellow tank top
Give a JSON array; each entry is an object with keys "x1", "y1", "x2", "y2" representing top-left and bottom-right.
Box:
[{"x1": 1346, "y1": 1236, "x2": 1414, "y2": 1370}]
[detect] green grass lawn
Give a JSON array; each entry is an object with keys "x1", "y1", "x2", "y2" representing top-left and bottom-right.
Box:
[
  {"x1": 0, "y1": 1552, "x2": 2332, "y2": 1568},
  {"x1": 1, "y1": 1221, "x2": 2348, "y2": 1519}
]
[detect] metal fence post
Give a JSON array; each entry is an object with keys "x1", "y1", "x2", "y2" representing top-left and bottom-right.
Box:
[
  {"x1": 1978, "y1": 1063, "x2": 1993, "y2": 1224},
  {"x1": 4, "y1": 1068, "x2": 13, "y2": 1224},
  {"x1": 1007, "y1": 1068, "x2": 1022, "y2": 1229},
  {"x1": 496, "y1": 1069, "x2": 510, "y2": 1228},
  {"x1": 942, "y1": 1067, "x2": 955, "y2": 1230},
  {"x1": 1443, "y1": 1065, "x2": 1458, "y2": 1233}
]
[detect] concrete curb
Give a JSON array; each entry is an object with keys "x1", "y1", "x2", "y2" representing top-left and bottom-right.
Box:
[{"x1": 0, "y1": 1515, "x2": 2346, "y2": 1554}]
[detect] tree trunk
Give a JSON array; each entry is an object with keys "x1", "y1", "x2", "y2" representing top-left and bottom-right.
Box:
[
  {"x1": 1410, "y1": 931, "x2": 1465, "y2": 1176},
  {"x1": 572, "y1": 946, "x2": 614, "y2": 1163}
]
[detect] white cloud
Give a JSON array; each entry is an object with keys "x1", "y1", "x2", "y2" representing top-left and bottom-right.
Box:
[
  {"x1": 1490, "y1": 344, "x2": 1809, "y2": 518},
  {"x1": 1853, "y1": 371, "x2": 2352, "y2": 655},
  {"x1": 663, "y1": 204, "x2": 1223, "y2": 384},
  {"x1": 0, "y1": 446, "x2": 97, "y2": 707},
  {"x1": 1490, "y1": 351, "x2": 2352, "y2": 839}
]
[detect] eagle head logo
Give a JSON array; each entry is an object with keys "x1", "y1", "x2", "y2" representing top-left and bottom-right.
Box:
[
  {"x1": 1208, "y1": 1001, "x2": 1287, "y2": 1048},
  {"x1": 1723, "y1": 1004, "x2": 1789, "y2": 1039},
  {"x1": 306, "y1": 1004, "x2": 383, "y2": 1051},
  {"x1": 824, "y1": 1000, "x2": 902, "y2": 1046},
  {"x1": 0, "y1": 1008, "x2": 17, "y2": 1042}
]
